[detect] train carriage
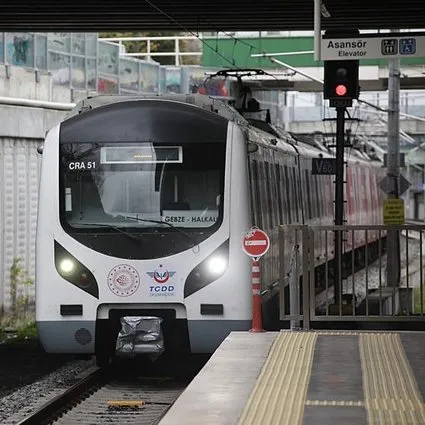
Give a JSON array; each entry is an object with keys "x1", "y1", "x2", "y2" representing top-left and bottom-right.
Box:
[{"x1": 35, "y1": 93, "x2": 383, "y2": 366}]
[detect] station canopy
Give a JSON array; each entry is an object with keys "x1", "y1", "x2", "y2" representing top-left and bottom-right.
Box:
[{"x1": 1, "y1": 0, "x2": 424, "y2": 31}]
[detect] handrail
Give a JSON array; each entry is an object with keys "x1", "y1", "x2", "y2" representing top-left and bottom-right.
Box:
[{"x1": 0, "y1": 96, "x2": 75, "y2": 111}]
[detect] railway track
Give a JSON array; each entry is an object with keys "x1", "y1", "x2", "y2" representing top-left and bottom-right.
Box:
[{"x1": 10, "y1": 355, "x2": 205, "y2": 425}]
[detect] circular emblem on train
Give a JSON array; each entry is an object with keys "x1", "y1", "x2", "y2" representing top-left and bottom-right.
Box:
[{"x1": 107, "y1": 264, "x2": 140, "y2": 297}]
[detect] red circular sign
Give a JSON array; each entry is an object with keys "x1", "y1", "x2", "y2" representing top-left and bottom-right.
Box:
[{"x1": 242, "y1": 228, "x2": 270, "y2": 259}]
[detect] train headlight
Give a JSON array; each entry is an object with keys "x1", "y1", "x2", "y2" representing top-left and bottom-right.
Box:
[
  {"x1": 184, "y1": 239, "x2": 229, "y2": 298},
  {"x1": 54, "y1": 241, "x2": 99, "y2": 299},
  {"x1": 59, "y1": 258, "x2": 75, "y2": 275},
  {"x1": 207, "y1": 256, "x2": 227, "y2": 275}
]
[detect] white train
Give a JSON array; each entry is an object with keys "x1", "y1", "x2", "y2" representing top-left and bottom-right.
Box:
[{"x1": 36, "y1": 94, "x2": 383, "y2": 366}]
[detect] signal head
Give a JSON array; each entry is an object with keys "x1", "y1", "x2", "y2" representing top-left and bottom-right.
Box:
[
  {"x1": 336, "y1": 68, "x2": 348, "y2": 78},
  {"x1": 335, "y1": 84, "x2": 347, "y2": 96},
  {"x1": 323, "y1": 60, "x2": 359, "y2": 100}
]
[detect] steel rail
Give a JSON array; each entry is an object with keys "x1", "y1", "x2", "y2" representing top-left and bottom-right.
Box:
[{"x1": 15, "y1": 366, "x2": 109, "y2": 425}]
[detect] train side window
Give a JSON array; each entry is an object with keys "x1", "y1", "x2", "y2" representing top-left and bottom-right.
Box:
[
  {"x1": 250, "y1": 159, "x2": 262, "y2": 228},
  {"x1": 275, "y1": 164, "x2": 284, "y2": 224},
  {"x1": 308, "y1": 169, "x2": 314, "y2": 220},
  {"x1": 353, "y1": 168, "x2": 359, "y2": 222},
  {"x1": 365, "y1": 168, "x2": 370, "y2": 212},
  {"x1": 291, "y1": 167, "x2": 299, "y2": 223},
  {"x1": 317, "y1": 176, "x2": 325, "y2": 219},
  {"x1": 300, "y1": 163, "x2": 308, "y2": 222},
  {"x1": 304, "y1": 170, "x2": 312, "y2": 220},
  {"x1": 279, "y1": 164, "x2": 288, "y2": 224},
  {"x1": 272, "y1": 159, "x2": 281, "y2": 226},
  {"x1": 283, "y1": 165, "x2": 292, "y2": 224},
  {"x1": 314, "y1": 175, "x2": 321, "y2": 219},
  {"x1": 267, "y1": 160, "x2": 280, "y2": 228},
  {"x1": 258, "y1": 160, "x2": 269, "y2": 229},
  {"x1": 264, "y1": 162, "x2": 273, "y2": 227}
]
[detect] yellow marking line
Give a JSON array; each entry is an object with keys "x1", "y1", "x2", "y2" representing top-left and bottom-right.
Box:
[
  {"x1": 313, "y1": 331, "x2": 389, "y2": 336},
  {"x1": 237, "y1": 332, "x2": 317, "y2": 425},
  {"x1": 360, "y1": 333, "x2": 425, "y2": 425}
]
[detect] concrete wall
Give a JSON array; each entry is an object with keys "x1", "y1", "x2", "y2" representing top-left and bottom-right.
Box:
[
  {"x1": 0, "y1": 65, "x2": 76, "y2": 313},
  {"x1": 0, "y1": 64, "x2": 96, "y2": 104}
]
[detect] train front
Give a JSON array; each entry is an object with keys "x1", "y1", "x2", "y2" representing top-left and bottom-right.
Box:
[{"x1": 35, "y1": 97, "x2": 252, "y2": 366}]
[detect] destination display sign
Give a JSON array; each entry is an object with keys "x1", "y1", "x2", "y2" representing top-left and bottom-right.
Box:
[
  {"x1": 100, "y1": 146, "x2": 183, "y2": 164},
  {"x1": 321, "y1": 33, "x2": 425, "y2": 60},
  {"x1": 162, "y1": 210, "x2": 218, "y2": 228}
]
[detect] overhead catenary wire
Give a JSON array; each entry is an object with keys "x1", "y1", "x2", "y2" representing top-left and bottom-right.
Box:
[
  {"x1": 142, "y1": 0, "x2": 282, "y2": 90},
  {"x1": 110, "y1": 4, "x2": 423, "y2": 158},
  {"x1": 140, "y1": 0, "x2": 295, "y2": 98},
  {"x1": 142, "y1": 0, "x2": 245, "y2": 71}
]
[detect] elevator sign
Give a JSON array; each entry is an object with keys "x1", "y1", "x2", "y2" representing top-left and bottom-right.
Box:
[{"x1": 321, "y1": 32, "x2": 425, "y2": 60}]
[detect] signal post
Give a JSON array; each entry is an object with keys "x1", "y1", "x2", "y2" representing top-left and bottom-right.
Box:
[
  {"x1": 242, "y1": 227, "x2": 270, "y2": 332},
  {"x1": 323, "y1": 45, "x2": 360, "y2": 308}
]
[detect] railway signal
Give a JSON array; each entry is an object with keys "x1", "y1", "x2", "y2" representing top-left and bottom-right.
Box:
[
  {"x1": 322, "y1": 36, "x2": 360, "y2": 306},
  {"x1": 323, "y1": 59, "x2": 360, "y2": 101}
]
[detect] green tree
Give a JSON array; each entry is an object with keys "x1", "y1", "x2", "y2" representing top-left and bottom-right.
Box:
[{"x1": 99, "y1": 32, "x2": 201, "y2": 65}]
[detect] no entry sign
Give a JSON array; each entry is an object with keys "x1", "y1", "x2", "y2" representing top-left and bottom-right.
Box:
[{"x1": 242, "y1": 227, "x2": 270, "y2": 260}]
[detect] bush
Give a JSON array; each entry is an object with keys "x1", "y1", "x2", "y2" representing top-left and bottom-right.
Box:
[
  {"x1": 0, "y1": 258, "x2": 37, "y2": 343},
  {"x1": 413, "y1": 286, "x2": 425, "y2": 314},
  {"x1": 9, "y1": 257, "x2": 34, "y2": 318}
]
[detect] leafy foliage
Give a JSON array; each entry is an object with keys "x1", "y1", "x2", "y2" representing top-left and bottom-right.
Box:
[
  {"x1": 0, "y1": 316, "x2": 38, "y2": 343},
  {"x1": 9, "y1": 257, "x2": 34, "y2": 318},
  {"x1": 0, "y1": 258, "x2": 36, "y2": 343}
]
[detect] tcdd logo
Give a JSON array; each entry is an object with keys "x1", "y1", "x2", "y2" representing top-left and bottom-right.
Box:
[
  {"x1": 147, "y1": 264, "x2": 176, "y2": 297},
  {"x1": 149, "y1": 285, "x2": 175, "y2": 293},
  {"x1": 147, "y1": 264, "x2": 175, "y2": 284}
]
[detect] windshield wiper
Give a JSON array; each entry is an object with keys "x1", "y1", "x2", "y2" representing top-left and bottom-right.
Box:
[
  {"x1": 72, "y1": 223, "x2": 143, "y2": 244},
  {"x1": 122, "y1": 215, "x2": 199, "y2": 250}
]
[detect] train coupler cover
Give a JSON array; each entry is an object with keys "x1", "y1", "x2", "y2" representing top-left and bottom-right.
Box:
[{"x1": 115, "y1": 316, "x2": 165, "y2": 359}]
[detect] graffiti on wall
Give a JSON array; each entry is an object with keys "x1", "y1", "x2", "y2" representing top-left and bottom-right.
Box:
[
  {"x1": 165, "y1": 67, "x2": 181, "y2": 93},
  {"x1": 6, "y1": 34, "x2": 33, "y2": 66},
  {"x1": 98, "y1": 77, "x2": 118, "y2": 94},
  {"x1": 195, "y1": 78, "x2": 229, "y2": 96},
  {"x1": 186, "y1": 67, "x2": 229, "y2": 96},
  {"x1": 141, "y1": 63, "x2": 159, "y2": 93}
]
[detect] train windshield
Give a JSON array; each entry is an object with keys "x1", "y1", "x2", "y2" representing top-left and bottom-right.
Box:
[{"x1": 59, "y1": 142, "x2": 225, "y2": 231}]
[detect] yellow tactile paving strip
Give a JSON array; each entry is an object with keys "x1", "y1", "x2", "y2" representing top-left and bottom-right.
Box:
[
  {"x1": 359, "y1": 333, "x2": 425, "y2": 425},
  {"x1": 237, "y1": 332, "x2": 317, "y2": 425}
]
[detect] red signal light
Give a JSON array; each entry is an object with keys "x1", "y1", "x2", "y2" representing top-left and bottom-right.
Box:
[{"x1": 335, "y1": 84, "x2": 347, "y2": 96}]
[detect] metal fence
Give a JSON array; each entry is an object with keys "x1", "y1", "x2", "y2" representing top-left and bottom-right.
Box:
[{"x1": 279, "y1": 224, "x2": 425, "y2": 329}]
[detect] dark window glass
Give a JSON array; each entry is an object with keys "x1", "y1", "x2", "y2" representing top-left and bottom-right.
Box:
[{"x1": 60, "y1": 142, "x2": 225, "y2": 232}]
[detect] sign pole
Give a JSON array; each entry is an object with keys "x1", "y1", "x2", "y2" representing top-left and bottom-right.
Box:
[
  {"x1": 313, "y1": 0, "x2": 321, "y2": 61},
  {"x1": 334, "y1": 106, "x2": 346, "y2": 307},
  {"x1": 242, "y1": 227, "x2": 270, "y2": 333},
  {"x1": 386, "y1": 57, "x2": 401, "y2": 292},
  {"x1": 251, "y1": 259, "x2": 264, "y2": 332}
]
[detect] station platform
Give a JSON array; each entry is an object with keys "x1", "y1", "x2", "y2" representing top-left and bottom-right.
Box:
[{"x1": 159, "y1": 330, "x2": 425, "y2": 425}]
